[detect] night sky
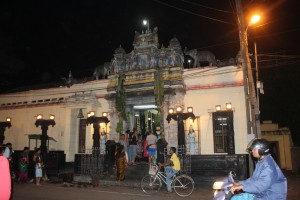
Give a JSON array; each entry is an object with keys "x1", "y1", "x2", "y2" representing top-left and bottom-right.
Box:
[{"x1": 1, "y1": 0, "x2": 300, "y2": 143}]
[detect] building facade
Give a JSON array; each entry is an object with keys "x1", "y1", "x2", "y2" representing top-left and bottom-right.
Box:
[{"x1": 0, "y1": 27, "x2": 254, "y2": 164}]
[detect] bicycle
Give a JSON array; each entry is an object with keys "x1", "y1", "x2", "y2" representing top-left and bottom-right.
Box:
[{"x1": 141, "y1": 165, "x2": 195, "y2": 197}]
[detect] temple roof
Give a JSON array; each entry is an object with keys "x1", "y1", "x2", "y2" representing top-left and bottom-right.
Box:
[
  {"x1": 169, "y1": 36, "x2": 181, "y2": 49},
  {"x1": 114, "y1": 45, "x2": 126, "y2": 54}
]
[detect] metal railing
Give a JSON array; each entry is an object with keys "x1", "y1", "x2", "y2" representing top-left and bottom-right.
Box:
[{"x1": 77, "y1": 147, "x2": 105, "y2": 176}]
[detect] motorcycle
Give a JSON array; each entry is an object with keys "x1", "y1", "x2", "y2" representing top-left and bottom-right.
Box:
[{"x1": 212, "y1": 171, "x2": 235, "y2": 200}]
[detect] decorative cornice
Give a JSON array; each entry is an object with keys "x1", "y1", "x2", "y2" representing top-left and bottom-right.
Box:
[{"x1": 186, "y1": 81, "x2": 244, "y2": 91}]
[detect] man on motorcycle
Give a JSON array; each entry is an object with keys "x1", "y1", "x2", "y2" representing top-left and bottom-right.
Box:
[{"x1": 230, "y1": 138, "x2": 287, "y2": 199}]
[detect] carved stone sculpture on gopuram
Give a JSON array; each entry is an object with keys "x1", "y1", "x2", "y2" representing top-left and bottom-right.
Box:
[{"x1": 109, "y1": 27, "x2": 185, "y2": 75}]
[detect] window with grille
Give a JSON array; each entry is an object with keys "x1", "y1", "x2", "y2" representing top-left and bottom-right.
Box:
[{"x1": 212, "y1": 111, "x2": 234, "y2": 153}]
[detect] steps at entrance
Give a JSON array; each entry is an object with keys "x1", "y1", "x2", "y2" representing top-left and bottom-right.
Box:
[
  {"x1": 125, "y1": 162, "x2": 149, "y2": 180},
  {"x1": 71, "y1": 162, "x2": 149, "y2": 184}
]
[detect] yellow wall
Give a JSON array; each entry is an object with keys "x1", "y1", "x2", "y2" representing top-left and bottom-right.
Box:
[{"x1": 262, "y1": 134, "x2": 293, "y2": 170}]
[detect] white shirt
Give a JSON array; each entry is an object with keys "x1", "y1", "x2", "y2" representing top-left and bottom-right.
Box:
[{"x1": 146, "y1": 134, "x2": 157, "y2": 149}]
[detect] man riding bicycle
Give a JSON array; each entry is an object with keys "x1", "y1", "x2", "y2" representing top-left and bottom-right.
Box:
[{"x1": 158, "y1": 147, "x2": 180, "y2": 193}]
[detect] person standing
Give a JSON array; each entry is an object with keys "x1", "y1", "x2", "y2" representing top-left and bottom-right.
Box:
[
  {"x1": 125, "y1": 130, "x2": 131, "y2": 164},
  {"x1": 158, "y1": 147, "x2": 181, "y2": 193},
  {"x1": 18, "y1": 147, "x2": 29, "y2": 183},
  {"x1": 33, "y1": 148, "x2": 43, "y2": 186},
  {"x1": 3, "y1": 143, "x2": 12, "y2": 159},
  {"x1": 146, "y1": 131, "x2": 157, "y2": 166},
  {"x1": 142, "y1": 134, "x2": 148, "y2": 162},
  {"x1": 156, "y1": 138, "x2": 168, "y2": 170},
  {"x1": 0, "y1": 154, "x2": 11, "y2": 200},
  {"x1": 119, "y1": 134, "x2": 128, "y2": 163},
  {"x1": 136, "y1": 134, "x2": 143, "y2": 162},
  {"x1": 230, "y1": 138, "x2": 287, "y2": 199},
  {"x1": 115, "y1": 145, "x2": 127, "y2": 181},
  {"x1": 3, "y1": 142, "x2": 14, "y2": 189},
  {"x1": 128, "y1": 128, "x2": 138, "y2": 165}
]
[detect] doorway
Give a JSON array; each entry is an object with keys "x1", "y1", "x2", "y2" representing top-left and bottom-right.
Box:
[{"x1": 133, "y1": 109, "x2": 161, "y2": 138}]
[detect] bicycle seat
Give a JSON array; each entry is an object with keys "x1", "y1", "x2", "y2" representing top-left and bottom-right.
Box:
[{"x1": 176, "y1": 170, "x2": 185, "y2": 175}]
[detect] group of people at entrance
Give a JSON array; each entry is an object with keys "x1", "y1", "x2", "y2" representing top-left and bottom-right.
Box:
[
  {"x1": 115, "y1": 129, "x2": 168, "y2": 181},
  {"x1": 114, "y1": 129, "x2": 179, "y2": 194}
]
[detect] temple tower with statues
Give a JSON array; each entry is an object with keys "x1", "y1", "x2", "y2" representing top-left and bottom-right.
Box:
[{"x1": 106, "y1": 27, "x2": 186, "y2": 145}]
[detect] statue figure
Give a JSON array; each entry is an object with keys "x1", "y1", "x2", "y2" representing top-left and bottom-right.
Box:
[
  {"x1": 168, "y1": 50, "x2": 176, "y2": 66},
  {"x1": 140, "y1": 55, "x2": 147, "y2": 69},
  {"x1": 100, "y1": 129, "x2": 107, "y2": 154},
  {"x1": 184, "y1": 49, "x2": 216, "y2": 67},
  {"x1": 119, "y1": 60, "x2": 126, "y2": 72},
  {"x1": 111, "y1": 58, "x2": 118, "y2": 73},
  {"x1": 61, "y1": 70, "x2": 73, "y2": 88},
  {"x1": 131, "y1": 56, "x2": 138, "y2": 70},
  {"x1": 196, "y1": 51, "x2": 216, "y2": 66},
  {"x1": 93, "y1": 64, "x2": 110, "y2": 80},
  {"x1": 187, "y1": 125, "x2": 196, "y2": 155},
  {"x1": 150, "y1": 54, "x2": 157, "y2": 68}
]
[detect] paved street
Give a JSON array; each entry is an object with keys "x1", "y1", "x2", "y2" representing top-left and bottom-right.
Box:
[
  {"x1": 12, "y1": 182, "x2": 212, "y2": 200},
  {"x1": 8, "y1": 172, "x2": 300, "y2": 200},
  {"x1": 11, "y1": 170, "x2": 300, "y2": 200}
]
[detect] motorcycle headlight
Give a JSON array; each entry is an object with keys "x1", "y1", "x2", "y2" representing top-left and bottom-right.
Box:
[{"x1": 213, "y1": 181, "x2": 224, "y2": 190}]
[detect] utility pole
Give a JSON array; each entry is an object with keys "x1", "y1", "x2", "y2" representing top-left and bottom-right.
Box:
[
  {"x1": 254, "y1": 42, "x2": 260, "y2": 109},
  {"x1": 235, "y1": 0, "x2": 261, "y2": 138}
]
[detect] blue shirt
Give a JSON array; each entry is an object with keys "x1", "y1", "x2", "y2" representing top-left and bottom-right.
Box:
[
  {"x1": 3, "y1": 147, "x2": 10, "y2": 159},
  {"x1": 239, "y1": 154, "x2": 287, "y2": 200}
]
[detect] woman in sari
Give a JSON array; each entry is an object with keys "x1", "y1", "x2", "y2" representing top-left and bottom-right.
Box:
[
  {"x1": 115, "y1": 145, "x2": 127, "y2": 181},
  {"x1": 18, "y1": 147, "x2": 29, "y2": 183}
]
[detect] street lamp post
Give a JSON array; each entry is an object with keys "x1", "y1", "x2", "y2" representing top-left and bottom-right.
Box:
[
  {"x1": 35, "y1": 114, "x2": 55, "y2": 168},
  {"x1": 86, "y1": 111, "x2": 109, "y2": 153},
  {"x1": 235, "y1": 0, "x2": 261, "y2": 137},
  {"x1": 143, "y1": 18, "x2": 150, "y2": 33},
  {"x1": 0, "y1": 117, "x2": 12, "y2": 144},
  {"x1": 166, "y1": 106, "x2": 195, "y2": 146}
]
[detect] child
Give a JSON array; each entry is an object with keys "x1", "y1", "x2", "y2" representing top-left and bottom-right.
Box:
[{"x1": 33, "y1": 148, "x2": 43, "y2": 186}]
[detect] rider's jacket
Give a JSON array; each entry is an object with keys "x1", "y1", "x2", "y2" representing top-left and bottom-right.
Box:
[{"x1": 238, "y1": 154, "x2": 287, "y2": 200}]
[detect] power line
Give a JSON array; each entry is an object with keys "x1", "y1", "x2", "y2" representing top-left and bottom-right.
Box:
[
  {"x1": 258, "y1": 54, "x2": 300, "y2": 58},
  {"x1": 181, "y1": 0, "x2": 233, "y2": 14},
  {"x1": 151, "y1": 0, "x2": 235, "y2": 25},
  {"x1": 258, "y1": 60, "x2": 300, "y2": 69}
]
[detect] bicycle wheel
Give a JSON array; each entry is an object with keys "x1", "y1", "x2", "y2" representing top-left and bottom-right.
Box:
[
  {"x1": 173, "y1": 175, "x2": 195, "y2": 197},
  {"x1": 141, "y1": 174, "x2": 162, "y2": 194}
]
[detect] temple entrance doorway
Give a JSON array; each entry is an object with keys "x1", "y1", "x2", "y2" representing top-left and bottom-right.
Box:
[{"x1": 132, "y1": 105, "x2": 161, "y2": 139}]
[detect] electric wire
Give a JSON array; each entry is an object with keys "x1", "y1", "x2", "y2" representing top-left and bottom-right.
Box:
[
  {"x1": 151, "y1": 0, "x2": 234, "y2": 25},
  {"x1": 181, "y1": 0, "x2": 233, "y2": 14}
]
